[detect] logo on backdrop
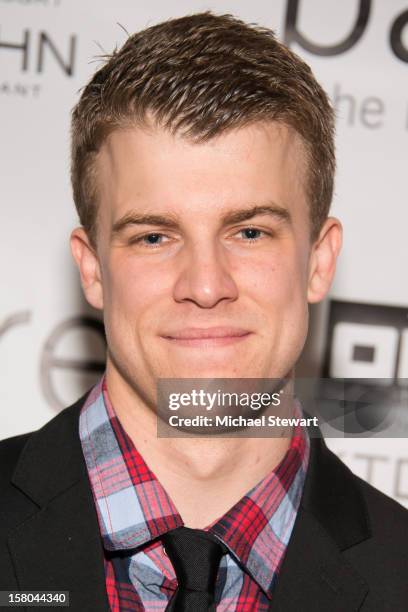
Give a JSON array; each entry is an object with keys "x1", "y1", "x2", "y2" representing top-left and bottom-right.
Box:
[
  {"x1": 0, "y1": 312, "x2": 105, "y2": 409},
  {"x1": 40, "y1": 316, "x2": 106, "y2": 409},
  {"x1": 314, "y1": 300, "x2": 408, "y2": 437},
  {"x1": 0, "y1": 25, "x2": 77, "y2": 98},
  {"x1": 284, "y1": 0, "x2": 408, "y2": 63},
  {"x1": 323, "y1": 299, "x2": 408, "y2": 380}
]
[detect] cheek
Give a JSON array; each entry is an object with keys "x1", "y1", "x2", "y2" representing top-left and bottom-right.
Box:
[
  {"x1": 102, "y1": 256, "x2": 165, "y2": 326},
  {"x1": 240, "y1": 248, "x2": 307, "y2": 307}
]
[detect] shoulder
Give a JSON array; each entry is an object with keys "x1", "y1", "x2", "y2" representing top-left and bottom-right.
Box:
[
  {"x1": 0, "y1": 391, "x2": 91, "y2": 509},
  {"x1": 354, "y1": 471, "x2": 408, "y2": 538},
  {"x1": 340, "y1": 459, "x2": 408, "y2": 606},
  {"x1": 306, "y1": 439, "x2": 408, "y2": 606},
  {"x1": 324, "y1": 443, "x2": 408, "y2": 539},
  {"x1": 0, "y1": 396, "x2": 85, "y2": 471},
  {"x1": 304, "y1": 434, "x2": 408, "y2": 557},
  {"x1": 0, "y1": 432, "x2": 33, "y2": 486},
  {"x1": 0, "y1": 392, "x2": 94, "y2": 590},
  {"x1": 331, "y1": 444, "x2": 408, "y2": 522}
]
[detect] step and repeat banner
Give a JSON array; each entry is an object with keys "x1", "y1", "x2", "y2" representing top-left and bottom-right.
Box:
[{"x1": 1, "y1": 0, "x2": 407, "y2": 505}]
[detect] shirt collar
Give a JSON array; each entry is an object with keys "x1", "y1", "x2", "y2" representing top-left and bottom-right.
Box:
[{"x1": 79, "y1": 376, "x2": 309, "y2": 599}]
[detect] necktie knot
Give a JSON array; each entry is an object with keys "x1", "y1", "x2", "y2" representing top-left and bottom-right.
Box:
[{"x1": 162, "y1": 527, "x2": 226, "y2": 611}]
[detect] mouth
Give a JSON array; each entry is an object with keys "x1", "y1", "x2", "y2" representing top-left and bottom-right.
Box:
[{"x1": 160, "y1": 327, "x2": 253, "y2": 347}]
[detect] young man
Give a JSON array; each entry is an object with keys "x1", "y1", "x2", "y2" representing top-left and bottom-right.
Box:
[{"x1": 1, "y1": 12, "x2": 407, "y2": 612}]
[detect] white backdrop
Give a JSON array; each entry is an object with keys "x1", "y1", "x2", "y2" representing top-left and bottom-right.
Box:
[{"x1": 1, "y1": 0, "x2": 407, "y2": 506}]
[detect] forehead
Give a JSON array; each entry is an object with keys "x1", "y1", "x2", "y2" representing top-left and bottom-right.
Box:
[{"x1": 96, "y1": 121, "x2": 308, "y2": 224}]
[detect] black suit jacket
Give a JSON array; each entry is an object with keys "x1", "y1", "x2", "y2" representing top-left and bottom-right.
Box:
[{"x1": 1, "y1": 393, "x2": 408, "y2": 611}]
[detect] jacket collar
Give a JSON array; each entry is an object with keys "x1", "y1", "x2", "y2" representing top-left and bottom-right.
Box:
[
  {"x1": 9, "y1": 393, "x2": 110, "y2": 611},
  {"x1": 270, "y1": 430, "x2": 371, "y2": 611},
  {"x1": 9, "y1": 396, "x2": 370, "y2": 611},
  {"x1": 301, "y1": 430, "x2": 371, "y2": 551},
  {"x1": 11, "y1": 394, "x2": 88, "y2": 507}
]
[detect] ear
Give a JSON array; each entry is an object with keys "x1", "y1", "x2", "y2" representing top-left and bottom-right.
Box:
[
  {"x1": 307, "y1": 217, "x2": 342, "y2": 304},
  {"x1": 70, "y1": 227, "x2": 104, "y2": 310}
]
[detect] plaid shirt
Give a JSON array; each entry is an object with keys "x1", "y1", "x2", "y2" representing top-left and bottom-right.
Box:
[{"x1": 79, "y1": 377, "x2": 310, "y2": 611}]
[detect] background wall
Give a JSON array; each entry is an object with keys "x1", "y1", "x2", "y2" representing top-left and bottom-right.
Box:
[{"x1": 1, "y1": 0, "x2": 407, "y2": 506}]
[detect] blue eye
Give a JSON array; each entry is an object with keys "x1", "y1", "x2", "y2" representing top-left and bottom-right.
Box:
[
  {"x1": 129, "y1": 232, "x2": 166, "y2": 247},
  {"x1": 241, "y1": 228, "x2": 263, "y2": 240},
  {"x1": 143, "y1": 233, "x2": 162, "y2": 244}
]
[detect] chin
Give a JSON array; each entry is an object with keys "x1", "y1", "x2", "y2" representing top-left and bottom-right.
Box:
[{"x1": 163, "y1": 362, "x2": 246, "y2": 379}]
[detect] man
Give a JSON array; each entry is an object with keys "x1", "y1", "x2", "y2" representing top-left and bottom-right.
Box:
[{"x1": 1, "y1": 11, "x2": 407, "y2": 612}]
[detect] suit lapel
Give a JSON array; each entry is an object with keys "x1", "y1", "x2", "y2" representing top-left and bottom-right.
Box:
[
  {"x1": 270, "y1": 507, "x2": 368, "y2": 611},
  {"x1": 8, "y1": 395, "x2": 110, "y2": 610},
  {"x1": 270, "y1": 435, "x2": 371, "y2": 611}
]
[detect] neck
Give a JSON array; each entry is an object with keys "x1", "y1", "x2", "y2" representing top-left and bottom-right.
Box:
[{"x1": 105, "y1": 366, "x2": 293, "y2": 529}]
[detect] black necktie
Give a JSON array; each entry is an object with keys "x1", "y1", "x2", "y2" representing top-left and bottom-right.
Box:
[{"x1": 162, "y1": 526, "x2": 227, "y2": 611}]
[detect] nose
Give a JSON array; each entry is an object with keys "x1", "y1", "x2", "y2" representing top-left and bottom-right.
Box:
[{"x1": 173, "y1": 240, "x2": 239, "y2": 308}]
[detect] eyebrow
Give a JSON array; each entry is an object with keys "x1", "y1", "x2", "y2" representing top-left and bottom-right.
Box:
[
  {"x1": 221, "y1": 204, "x2": 291, "y2": 225},
  {"x1": 111, "y1": 203, "x2": 291, "y2": 235}
]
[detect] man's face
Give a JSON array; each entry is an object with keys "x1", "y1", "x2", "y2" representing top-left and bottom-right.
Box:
[{"x1": 72, "y1": 121, "x2": 341, "y2": 406}]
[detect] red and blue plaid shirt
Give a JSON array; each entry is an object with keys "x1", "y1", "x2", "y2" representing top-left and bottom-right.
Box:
[{"x1": 79, "y1": 377, "x2": 310, "y2": 611}]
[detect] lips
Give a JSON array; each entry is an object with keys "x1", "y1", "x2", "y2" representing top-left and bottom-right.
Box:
[
  {"x1": 163, "y1": 327, "x2": 251, "y2": 339},
  {"x1": 161, "y1": 327, "x2": 252, "y2": 347}
]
